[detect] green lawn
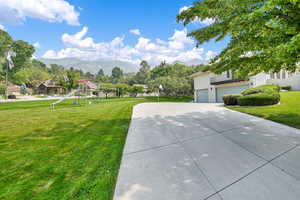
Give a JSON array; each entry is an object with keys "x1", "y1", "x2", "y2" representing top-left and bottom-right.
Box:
[
  {"x1": 0, "y1": 96, "x2": 192, "y2": 200},
  {"x1": 228, "y1": 91, "x2": 300, "y2": 129}
]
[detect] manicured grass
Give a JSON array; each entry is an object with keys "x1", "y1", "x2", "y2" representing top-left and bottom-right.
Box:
[
  {"x1": 228, "y1": 91, "x2": 300, "y2": 129},
  {"x1": 0, "y1": 96, "x2": 192, "y2": 200}
]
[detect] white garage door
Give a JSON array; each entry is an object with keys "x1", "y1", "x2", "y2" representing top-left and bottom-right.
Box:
[
  {"x1": 196, "y1": 89, "x2": 209, "y2": 103},
  {"x1": 216, "y1": 85, "x2": 249, "y2": 103}
]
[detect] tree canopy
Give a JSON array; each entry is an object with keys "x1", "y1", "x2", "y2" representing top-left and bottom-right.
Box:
[
  {"x1": 177, "y1": 0, "x2": 300, "y2": 76},
  {"x1": 134, "y1": 60, "x2": 151, "y2": 84},
  {"x1": 0, "y1": 30, "x2": 13, "y2": 58},
  {"x1": 111, "y1": 67, "x2": 123, "y2": 83},
  {"x1": 11, "y1": 40, "x2": 35, "y2": 71}
]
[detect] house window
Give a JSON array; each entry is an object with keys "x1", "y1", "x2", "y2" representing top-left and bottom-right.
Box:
[
  {"x1": 270, "y1": 72, "x2": 275, "y2": 79},
  {"x1": 226, "y1": 71, "x2": 230, "y2": 78},
  {"x1": 276, "y1": 72, "x2": 280, "y2": 79},
  {"x1": 282, "y1": 70, "x2": 286, "y2": 79}
]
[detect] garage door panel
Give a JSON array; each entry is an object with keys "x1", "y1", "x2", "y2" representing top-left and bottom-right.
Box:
[
  {"x1": 216, "y1": 85, "x2": 249, "y2": 103},
  {"x1": 196, "y1": 89, "x2": 209, "y2": 103}
]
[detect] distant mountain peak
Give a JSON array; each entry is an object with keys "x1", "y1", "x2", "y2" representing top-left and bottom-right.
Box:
[{"x1": 39, "y1": 58, "x2": 139, "y2": 74}]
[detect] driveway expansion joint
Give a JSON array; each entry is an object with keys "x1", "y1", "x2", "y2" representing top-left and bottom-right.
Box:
[{"x1": 114, "y1": 103, "x2": 300, "y2": 200}]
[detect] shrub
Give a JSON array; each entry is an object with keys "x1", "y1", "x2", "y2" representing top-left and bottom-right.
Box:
[
  {"x1": 242, "y1": 84, "x2": 280, "y2": 95},
  {"x1": 238, "y1": 92, "x2": 280, "y2": 106},
  {"x1": 0, "y1": 83, "x2": 5, "y2": 95},
  {"x1": 280, "y1": 85, "x2": 292, "y2": 91},
  {"x1": 223, "y1": 94, "x2": 241, "y2": 105}
]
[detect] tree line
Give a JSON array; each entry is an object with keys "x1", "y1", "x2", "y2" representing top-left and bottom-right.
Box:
[{"x1": 0, "y1": 29, "x2": 203, "y2": 97}]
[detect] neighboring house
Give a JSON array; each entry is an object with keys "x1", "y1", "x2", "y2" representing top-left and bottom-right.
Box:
[
  {"x1": 77, "y1": 80, "x2": 98, "y2": 96},
  {"x1": 191, "y1": 70, "x2": 300, "y2": 103},
  {"x1": 37, "y1": 78, "x2": 66, "y2": 95},
  {"x1": 85, "y1": 81, "x2": 98, "y2": 96},
  {"x1": 133, "y1": 84, "x2": 148, "y2": 90},
  {"x1": 7, "y1": 82, "x2": 21, "y2": 95}
]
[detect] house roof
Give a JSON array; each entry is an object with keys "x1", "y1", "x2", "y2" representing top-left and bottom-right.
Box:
[
  {"x1": 86, "y1": 81, "x2": 97, "y2": 89},
  {"x1": 7, "y1": 83, "x2": 20, "y2": 93},
  {"x1": 40, "y1": 78, "x2": 62, "y2": 88},
  {"x1": 190, "y1": 71, "x2": 210, "y2": 78},
  {"x1": 133, "y1": 84, "x2": 148, "y2": 89}
]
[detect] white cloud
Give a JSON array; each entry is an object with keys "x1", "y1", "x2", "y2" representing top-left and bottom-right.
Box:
[
  {"x1": 205, "y1": 50, "x2": 216, "y2": 59},
  {"x1": 179, "y1": 6, "x2": 191, "y2": 14},
  {"x1": 129, "y1": 29, "x2": 141, "y2": 35},
  {"x1": 194, "y1": 18, "x2": 215, "y2": 26},
  {"x1": 0, "y1": 24, "x2": 5, "y2": 30},
  {"x1": 62, "y1": 26, "x2": 95, "y2": 48},
  {"x1": 42, "y1": 26, "x2": 215, "y2": 65},
  {"x1": 168, "y1": 29, "x2": 193, "y2": 50},
  {"x1": 156, "y1": 38, "x2": 167, "y2": 45},
  {"x1": 0, "y1": 0, "x2": 80, "y2": 26},
  {"x1": 33, "y1": 42, "x2": 41, "y2": 49},
  {"x1": 179, "y1": 5, "x2": 215, "y2": 26}
]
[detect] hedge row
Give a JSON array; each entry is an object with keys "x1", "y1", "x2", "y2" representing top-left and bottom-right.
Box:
[
  {"x1": 242, "y1": 84, "x2": 280, "y2": 95},
  {"x1": 237, "y1": 93, "x2": 280, "y2": 106},
  {"x1": 223, "y1": 84, "x2": 280, "y2": 106}
]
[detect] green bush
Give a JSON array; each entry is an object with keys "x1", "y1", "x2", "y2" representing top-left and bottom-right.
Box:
[
  {"x1": 0, "y1": 84, "x2": 5, "y2": 95},
  {"x1": 223, "y1": 94, "x2": 241, "y2": 105},
  {"x1": 242, "y1": 84, "x2": 280, "y2": 95},
  {"x1": 280, "y1": 85, "x2": 292, "y2": 91},
  {"x1": 238, "y1": 92, "x2": 280, "y2": 106}
]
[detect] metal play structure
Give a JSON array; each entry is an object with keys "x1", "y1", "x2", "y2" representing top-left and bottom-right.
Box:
[{"x1": 50, "y1": 80, "x2": 94, "y2": 110}]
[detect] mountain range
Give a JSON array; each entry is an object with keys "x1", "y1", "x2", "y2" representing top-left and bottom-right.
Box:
[
  {"x1": 39, "y1": 58, "x2": 140, "y2": 74},
  {"x1": 39, "y1": 58, "x2": 206, "y2": 74}
]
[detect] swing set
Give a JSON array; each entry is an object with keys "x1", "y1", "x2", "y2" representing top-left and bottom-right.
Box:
[{"x1": 51, "y1": 80, "x2": 98, "y2": 110}]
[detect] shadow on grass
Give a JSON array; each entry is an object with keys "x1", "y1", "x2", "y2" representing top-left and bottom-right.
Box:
[
  {"x1": 260, "y1": 113, "x2": 300, "y2": 130},
  {"x1": 0, "y1": 117, "x2": 130, "y2": 200}
]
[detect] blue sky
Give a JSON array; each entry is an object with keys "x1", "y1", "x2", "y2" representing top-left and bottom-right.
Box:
[{"x1": 0, "y1": 0, "x2": 228, "y2": 65}]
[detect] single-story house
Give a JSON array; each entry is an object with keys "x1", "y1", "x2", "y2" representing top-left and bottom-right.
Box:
[
  {"x1": 6, "y1": 82, "x2": 21, "y2": 95},
  {"x1": 191, "y1": 70, "x2": 300, "y2": 103},
  {"x1": 77, "y1": 80, "x2": 98, "y2": 96},
  {"x1": 37, "y1": 78, "x2": 66, "y2": 95}
]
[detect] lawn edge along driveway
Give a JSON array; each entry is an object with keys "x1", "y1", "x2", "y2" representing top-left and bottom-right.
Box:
[
  {"x1": 228, "y1": 91, "x2": 300, "y2": 130},
  {"x1": 114, "y1": 103, "x2": 300, "y2": 200}
]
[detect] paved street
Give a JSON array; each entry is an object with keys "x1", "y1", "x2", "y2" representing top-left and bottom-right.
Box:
[{"x1": 114, "y1": 103, "x2": 300, "y2": 200}]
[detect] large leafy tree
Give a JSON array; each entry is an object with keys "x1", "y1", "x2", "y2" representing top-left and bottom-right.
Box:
[
  {"x1": 134, "y1": 60, "x2": 151, "y2": 84},
  {"x1": 49, "y1": 64, "x2": 65, "y2": 75},
  {"x1": 97, "y1": 69, "x2": 105, "y2": 76},
  {"x1": 0, "y1": 30, "x2": 13, "y2": 80},
  {"x1": 111, "y1": 66, "x2": 123, "y2": 83},
  {"x1": 149, "y1": 76, "x2": 191, "y2": 96},
  {"x1": 177, "y1": 0, "x2": 300, "y2": 76},
  {"x1": 12, "y1": 63, "x2": 51, "y2": 88},
  {"x1": 12, "y1": 40, "x2": 35, "y2": 71},
  {"x1": 0, "y1": 30, "x2": 13, "y2": 58}
]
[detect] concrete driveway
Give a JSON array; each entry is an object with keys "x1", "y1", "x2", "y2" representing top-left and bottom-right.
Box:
[{"x1": 114, "y1": 103, "x2": 300, "y2": 200}]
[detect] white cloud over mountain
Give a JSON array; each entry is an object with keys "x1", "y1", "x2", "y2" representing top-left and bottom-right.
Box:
[
  {"x1": 0, "y1": 0, "x2": 80, "y2": 26},
  {"x1": 43, "y1": 26, "x2": 216, "y2": 65}
]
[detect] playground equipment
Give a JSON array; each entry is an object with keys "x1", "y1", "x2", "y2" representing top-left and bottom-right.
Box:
[
  {"x1": 50, "y1": 89, "x2": 79, "y2": 110},
  {"x1": 50, "y1": 80, "x2": 95, "y2": 110}
]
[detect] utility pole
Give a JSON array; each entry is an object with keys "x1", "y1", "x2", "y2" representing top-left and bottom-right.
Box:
[
  {"x1": 5, "y1": 50, "x2": 15, "y2": 99},
  {"x1": 158, "y1": 84, "x2": 163, "y2": 102},
  {"x1": 5, "y1": 54, "x2": 9, "y2": 99}
]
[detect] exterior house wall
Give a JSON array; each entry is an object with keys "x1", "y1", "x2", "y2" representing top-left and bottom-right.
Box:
[
  {"x1": 267, "y1": 73, "x2": 300, "y2": 91},
  {"x1": 193, "y1": 72, "x2": 211, "y2": 102},
  {"x1": 193, "y1": 70, "x2": 300, "y2": 103},
  {"x1": 193, "y1": 73, "x2": 210, "y2": 90},
  {"x1": 249, "y1": 73, "x2": 269, "y2": 87}
]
